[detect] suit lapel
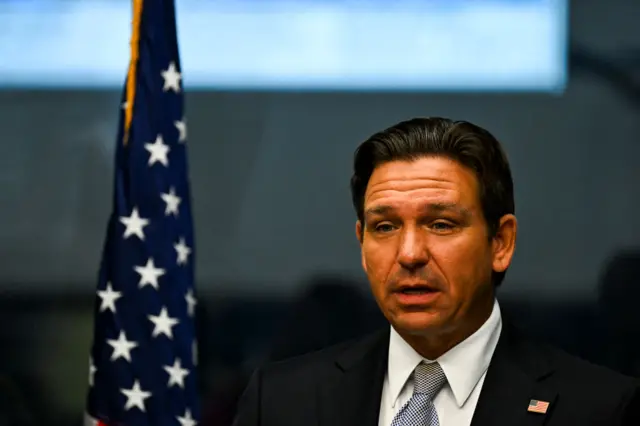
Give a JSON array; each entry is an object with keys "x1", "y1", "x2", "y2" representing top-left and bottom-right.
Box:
[
  {"x1": 317, "y1": 329, "x2": 389, "y2": 426},
  {"x1": 471, "y1": 322, "x2": 558, "y2": 426}
]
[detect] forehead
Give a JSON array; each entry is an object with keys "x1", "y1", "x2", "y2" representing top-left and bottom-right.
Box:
[{"x1": 364, "y1": 156, "x2": 480, "y2": 209}]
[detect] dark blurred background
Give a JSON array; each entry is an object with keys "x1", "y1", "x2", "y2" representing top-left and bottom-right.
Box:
[{"x1": 1, "y1": 0, "x2": 639, "y2": 424}]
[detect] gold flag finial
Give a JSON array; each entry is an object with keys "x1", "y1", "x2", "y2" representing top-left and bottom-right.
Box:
[{"x1": 123, "y1": 0, "x2": 144, "y2": 145}]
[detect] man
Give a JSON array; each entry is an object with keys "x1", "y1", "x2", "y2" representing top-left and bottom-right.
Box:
[{"x1": 232, "y1": 117, "x2": 640, "y2": 425}]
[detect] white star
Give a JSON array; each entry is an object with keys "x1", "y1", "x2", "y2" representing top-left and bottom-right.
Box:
[
  {"x1": 107, "y1": 331, "x2": 138, "y2": 362},
  {"x1": 121, "y1": 101, "x2": 128, "y2": 110},
  {"x1": 89, "y1": 357, "x2": 97, "y2": 386},
  {"x1": 148, "y1": 307, "x2": 180, "y2": 339},
  {"x1": 144, "y1": 134, "x2": 170, "y2": 167},
  {"x1": 97, "y1": 282, "x2": 122, "y2": 313},
  {"x1": 161, "y1": 187, "x2": 181, "y2": 217},
  {"x1": 185, "y1": 289, "x2": 197, "y2": 317},
  {"x1": 134, "y1": 258, "x2": 166, "y2": 289},
  {"x1": 164, "y1": 358, "x2": 190, "y2": 388},
  {"x1": 174, "y1": 118, "x2": 187, "y2": 143},
  {"x1": 174, "y1": 237, "x2": 192, "y2": 265},
  {"x1": 177, "y1": 408, "x2": 197, "y2": 426},
  {"x1": 119, "y1": 207, "x2": 150, "y2": 240},
  {"x1": 120, "y1": 380, "x2": 152, "y2": 412},
  {"x1": 161, "y1": 61, "x2": 182, "y2": 93}
]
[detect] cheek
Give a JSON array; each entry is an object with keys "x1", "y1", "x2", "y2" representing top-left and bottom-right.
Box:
[
  {"x1": 434, "y1": 236, "x2": 492, "y2": 289},
  {"x1": 363, "y1": 244, "x2": 393, "y2": 286}
]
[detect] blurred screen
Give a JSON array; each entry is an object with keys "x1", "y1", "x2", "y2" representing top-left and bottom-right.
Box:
[{"x1": 0, "y1": 0, "x2": 568, "y2": 91}]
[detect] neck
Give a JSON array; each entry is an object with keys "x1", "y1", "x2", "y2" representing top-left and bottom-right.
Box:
[{"x1": 399, "y1": 295, "x2": 495, "y2": 360}]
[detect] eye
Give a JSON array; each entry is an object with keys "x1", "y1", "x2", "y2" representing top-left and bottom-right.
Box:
[
  {"x1": 374, "y1": 223, "x2": 396, "y2": 233},
  {"x1": 430, "y1": 221, "x2": 455, "y2": 232}
]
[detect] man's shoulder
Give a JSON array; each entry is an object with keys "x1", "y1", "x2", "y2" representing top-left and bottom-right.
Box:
[
  {"x1": 530, "y1": 337, "x2": 640, "y2": 421},
  {"x1": 511, "y1": 327, "x2": 639, "y2": 391},
  {"x1": 260, "y1": 328, "x2": 388, "y2": 380},
  {"x1": 547, "y1": 342, "x2": 638, "y2": 389},
  {"x1": 232, "y1": 329, "x2": 390, "y2": 424}
]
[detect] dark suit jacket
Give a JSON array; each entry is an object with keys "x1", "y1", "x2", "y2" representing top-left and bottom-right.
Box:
[{"x1": 232, "y1": 322, "x2": 640, "y2": 425}]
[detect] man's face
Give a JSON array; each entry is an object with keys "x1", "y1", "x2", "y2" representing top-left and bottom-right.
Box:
[{"x1": 356, "y1": 156, "x2": 515, "y2": 337}]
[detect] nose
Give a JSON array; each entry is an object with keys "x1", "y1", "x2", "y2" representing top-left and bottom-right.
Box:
[{"x1": 397, "y1": 227, "x2": 429, "y2": 271}]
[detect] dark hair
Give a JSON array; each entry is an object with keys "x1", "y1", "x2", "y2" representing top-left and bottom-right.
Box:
[{"x1": 350, "y1": 117, "x2": 515, "y2": 287}]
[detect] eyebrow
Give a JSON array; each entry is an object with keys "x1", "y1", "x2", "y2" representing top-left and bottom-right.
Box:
[{"x1": 364, "y1": 203, "x2": 471, "y2": 219}]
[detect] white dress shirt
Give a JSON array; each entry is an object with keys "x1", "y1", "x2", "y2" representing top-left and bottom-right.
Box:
[{"x1": 378, "y1": 299, "x2": 502, "y2": 426}]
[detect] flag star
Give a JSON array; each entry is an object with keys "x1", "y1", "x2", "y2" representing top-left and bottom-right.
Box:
[
  {"x1": 174, "y1": 237, "x2": 192, "y2": 265},
  {"x1": 107, "y1": 331, "x2": 138, "y2": 362},
  {"x1": 174, "y1": 118, "x2": 187, "y2": 143},
  {"x1": 144, "y1": 134, "x2": 170, "y2": 167},
  {"x1": 120, "y1": 380, "x2": 152, "y2": 412},
  {"x1": 119, "y1": 207, "x2": 150, "y2": 240},
  {"x1": 161, "y1": 61, "x2": 182, "y2": 92},
  {"x1": 185, "y1": 289, "x2": 197, "y2": 317},
  {"x1": 161, "y1": 187, "x2": 181, "y2": 217},
  {"x1": 164, "y1": 358, "x2": 190, "y2": 388},
  {"x1": 148, "y1": 307, "x2": 180, "y2": 339},
  {"x1": 97, "y1": 282, "x2": 123, "y2": 313},
  {"x1": 121, "y1": 101, "x2": 128, "y2": 110},
  {"x1": 89, "y1": 357, "x2": 97, "y2": 386},
  {"x1": 177, "y1": 408, "x2": 197, "y2": 426},
  {"x1": 134, "y1": 258, "x2": 166, "y2": 289}
]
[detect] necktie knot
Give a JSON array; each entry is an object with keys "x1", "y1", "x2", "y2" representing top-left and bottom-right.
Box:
[{"x1": 413, "y1": 362, "x2": 446, "y2": 399}]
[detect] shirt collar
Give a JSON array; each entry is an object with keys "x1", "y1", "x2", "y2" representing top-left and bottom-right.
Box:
[{"x1": 386, "y1": 299, "x2": 502, "y2": 408}]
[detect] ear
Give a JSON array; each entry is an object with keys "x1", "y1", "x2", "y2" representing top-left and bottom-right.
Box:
[
  {"x1": 355, "y1": 220, "x2": 367, "y2": 273},
  {"x1": 492, "y1": 214, "x2": 517, "y2": 273},
  {"x1": 355, "y1": 220, "x2": 363, "y2": 245}
]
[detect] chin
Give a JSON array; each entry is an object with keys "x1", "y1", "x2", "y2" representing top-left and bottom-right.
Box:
[{"x1": 391, "y1": 310, "x2": 448, "y2": 336}]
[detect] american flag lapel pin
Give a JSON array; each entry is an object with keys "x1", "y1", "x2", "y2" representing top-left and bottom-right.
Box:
[{"x1": 527, "y1": 399, "x2": 550, "y2": 414}]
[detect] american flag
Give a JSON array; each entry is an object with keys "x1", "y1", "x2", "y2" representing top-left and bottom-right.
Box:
[
  {"x1": 85, "y1": 0, "x2": 199, "y2": 425},
  {"x1": 527, "y1": 399, "x2": 550, "y2": 414}
]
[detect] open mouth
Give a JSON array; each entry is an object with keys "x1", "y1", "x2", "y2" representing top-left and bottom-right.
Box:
[
  {"x1": 399, "y1": 288, "x2": 436, "y2": 295},
  {"x1": 393, "y1": 285, "x2": 441, "y2": 304}
]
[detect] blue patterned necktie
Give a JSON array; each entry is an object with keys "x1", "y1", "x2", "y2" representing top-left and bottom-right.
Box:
[{"x1": 390, "y1": 362, "x2": 447, "y2": 426}]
